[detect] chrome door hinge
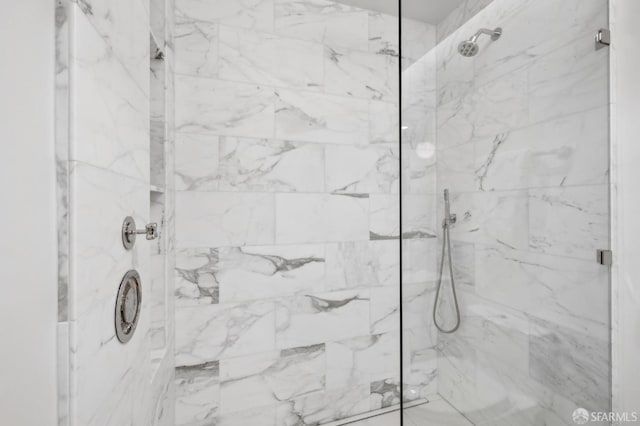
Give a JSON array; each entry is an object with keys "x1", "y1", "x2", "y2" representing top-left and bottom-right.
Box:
[
  {"x1": 595, "y1": 29, "x2": 611, "y2": 50},
  {"x1": 597, "y1": 249, "x2": 613, "y2": 266}
]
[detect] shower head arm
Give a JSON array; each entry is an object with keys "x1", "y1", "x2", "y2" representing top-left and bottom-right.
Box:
[{"x1": 470, "y1": 27, "x2": 502, "y2": 42}]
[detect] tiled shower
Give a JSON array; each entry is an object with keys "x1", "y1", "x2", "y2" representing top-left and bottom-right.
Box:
[{"x1": 50, "y1": 0, "x2": 616, "y2": 425}]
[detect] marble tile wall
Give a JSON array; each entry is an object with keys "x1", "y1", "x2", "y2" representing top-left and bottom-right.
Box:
[
  {"x1": 56, "y1": 0, "x2": 176, "y2": 425},
  {"x1": 431, "y1": 0, "x2": 612, "y2": 424},
  {"x1": 173, "y1": 1, "x2": 432, "y2": 424}
]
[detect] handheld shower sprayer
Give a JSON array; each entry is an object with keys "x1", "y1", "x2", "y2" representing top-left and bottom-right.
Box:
[{"x1": 433, "y1": 189, "x2": 461, "y2": 334}]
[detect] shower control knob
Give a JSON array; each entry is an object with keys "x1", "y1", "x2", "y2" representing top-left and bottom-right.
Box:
[{"x1": 121, "y1": 216, "x2": 159, "y2": 249}]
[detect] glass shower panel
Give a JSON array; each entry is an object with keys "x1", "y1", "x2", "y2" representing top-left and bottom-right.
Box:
[{"x1": 400, "y1": 0, "x2": 611, "y2": 425}]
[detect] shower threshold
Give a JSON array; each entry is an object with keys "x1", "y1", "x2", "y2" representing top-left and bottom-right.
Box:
[{"x1": 323, "y1": 396, "x2": 472, "y2": 426}]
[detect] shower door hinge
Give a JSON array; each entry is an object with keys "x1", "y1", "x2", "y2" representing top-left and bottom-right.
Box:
[
  {"x1": 596, "y1": 249, "x2": 613, "y2": 266},
  {"x1": 595, "y1": 29, "x2": 611, "y2": 50}
]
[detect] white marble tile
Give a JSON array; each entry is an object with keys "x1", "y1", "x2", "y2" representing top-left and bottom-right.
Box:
[
  {"x1": 369, "y1": 12, "x2": 398, "y2": 56},
  {"x1": 275, "y1": 89, "x2": 369, "y2": 145},
  {"x1": 275, "y1": 290, "x2": 370, "y2": 349},
  {"x1": 72, "y1": 0, "x2": 149, "y2": 93},
  {"x1": 437, "y1": 67, "x2": 528, "y2": 149},
  {"x1": 529, "y1": 317, "x2": 610, "y2": 412},
  {"x1": 176, "y1": 192, "x2": 275, "y2": 248},
  {"x1": 217, "y1": 405, "x2": 278, "y2": 426},
  {"x1": 277, "y1": 385, "x2": 371, "y2": 425},
  {"x1": 326, "y1": 332, "x2": 399, "y2": 390},
  {"x1": 219, "y1": 25, "x2": 324, "y2": 90},
  {"x1": 324, "y1": 47, "x2": 398, "y2": 101},
  {"x1": 402, "y1": 282, "x2": 436, "y2": 330},
  {"x1": 69, "y1": 167, "x2": 150, "y2": 426},
  {"x1": 275, "y1": 194, "x2": 369, "y2": 244},
  {"x1": 175, "y1": 301, "x2": 276, "y2": 365},
  {"x1": 402, "y1": 328, "x2": 437, "y2": 400},
  {"x1": 449, "y1": 241, "x2": 475, "y2": 288},
  {"x1": 69, "y1": 162, "x2": 149, "y2": 322},
  {"x1": 174, "y1": 19, "x2": 219, "y2": 78},
  {"x1": 370, "y1": 378, "x2": 400, "y2": 410},
  {"x1": 437, "y1": 142, "x2": 475, "y2": 193},
  {"x1": 473, "y1": 0, "x2": 607, "y2": 87},
  {"x1": 274, "y1": 0, "x2": 369, "y2": 51},
  {"x1": 369, "y1": 194, "x2": 399, "y2": 240},
  {"x1": 325, "y1": 240, "x2": 400, "y2": 290},
  {"x1": 370, "y1": 100, "x2": 400, "y2": 145},
  {"x1": 175, "y1": 362, "x2": 219, "y2": 426},
  {"x1": 325, "y1": 145, "x2": 399, "y2": 194},
  {"x1": 528, "y1": 31, "x2": 609, "y2": 125},
  {"x1": 370, "y1": 286, "x2": 400, "y2": 334},
  {"x1": 176, "y1": 134, "x2": 326, "y2": 192},
  {"x1": 176, "y1": 244, "x2": 325, "y2": 306},
  {"x1": 475, "y1": 106, "x2": 610, "y2": 191},
  {"x1": 219, "y1": 137, "x2": 325, "y2": 192},
  {"x1": 219, "y1": 344, "x2": 325, "y2": 414},
  {"x1": 175, "y1": 75, "x2": 275, "y2": 138},
  {"x1": 175, "y1": 0, "x2": 274, "y2": 32},
  {"x1": 175, "y1": 248, "x2": 220, "y2": 306},
  {"x1": 175, "y1": 133, "x2": 220, "y2": 191},
  {"x1": 448, "y1": 190, "x2": 529, "y2": 250},
  {"x1": 402, "y1": 195, "x2": 437, "y2": 239},
  {"x1": 528, "y1": 185, "x2": 609, "y2": 260},
  {"x1": 475, "y1": 245, "x2": 609, "y2": 338},
  {"x1": 71, "y1": 9, "x2": 149, "y2": 182},
  {"x1": 402, "y1": 239, "x2": 439, "y2": 285},
  {"x1": 404, "y1": 144, "x2": 437, "y2": 195},
  {"x1": 442, "y1": 290, "x2": 530, "y2": 372}
]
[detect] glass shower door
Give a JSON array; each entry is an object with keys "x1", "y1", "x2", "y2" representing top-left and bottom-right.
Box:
[{"x1": 400, "y1": 0, "x2": 611, "y2": 424}]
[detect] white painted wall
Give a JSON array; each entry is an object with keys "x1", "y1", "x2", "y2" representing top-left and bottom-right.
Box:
[
  {"x1": 0, "y1": 2, "x2": 58, "y2": 425},
  {"x1": 610, "y1": 0, "x2": 640, "y2": 419}
]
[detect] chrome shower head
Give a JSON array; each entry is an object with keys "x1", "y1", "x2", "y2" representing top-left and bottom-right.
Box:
[
  {"x1": 458, "y1": 40, "x2": 479, "y2": 57},
  {"x1": 457, "y1": 27, "x2": 502, "y2": 57}
]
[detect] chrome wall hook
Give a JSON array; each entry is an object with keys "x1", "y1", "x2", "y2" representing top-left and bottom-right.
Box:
[{"x1": 122, "y1": 216, "x2": 158, "y2": 250}]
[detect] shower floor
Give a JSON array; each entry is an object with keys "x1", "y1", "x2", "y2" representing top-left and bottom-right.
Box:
[{"x1": 349, "y1": 398, "x2": 472, "y2": 426}]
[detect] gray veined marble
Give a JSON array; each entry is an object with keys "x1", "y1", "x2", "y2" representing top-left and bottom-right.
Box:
[
  {"x1": 323, "y1": 46, "x2": 398, "y2": 101},
  {"x1": 219, "y1": 344, "x2": 325, "y2": 414},
  {"x1": 274, "y1": 0, "x2": 369, "y2": 51},
  {"x1": 370, "y1": 379, "x2": 400, "y2": 410},
  {"x1": 176, "y1": 300, "x2": 276, "y2": 365},
  {"x1": 325, "y1": 145, "x2": 399, "y2": 195},
  {"x1": 274, "y1": 88, "x2": 369, "y2": 145},
  {"x1": 276, "y1": 290, "x2": 371, "y2": 349},
  {"x1": 175, "y1": 361, "x2": 220, "y2": 426},
  {"x1": 325, "y1": 240, "x2": 400, "y2": 289},
  {"x1": 176, "y1": 245, "x2": 326, "y2": 306},
  {"x1": 175, "y1": 19, "x2": 219, "y2": 78},
  {"x1": 176, "y1": 0, "x2": 275, "y2": 32},
  {"x1": 529, "y1": 317, "x2": 610, "y2": 413},
  {"x1": 326, "y1": 333, "x2": 400, "y2": 391},
  {"x1": 277, "y1": 385, "x2": 371, "y2": 425}
]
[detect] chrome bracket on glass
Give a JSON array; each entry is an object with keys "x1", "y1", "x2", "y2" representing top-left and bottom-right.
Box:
[
  {"x1": 122, "y1": 216, "x2": 158, "y2": 250},
  {"x1": 595, "y1": 28, "x2": 610, "y2": 50},
  {"x1": 115, "y1": 270, "x2": 142, "y2": 344},
  {"x1": 596, "y1": 249, "x2": 613, "y2": 266}
]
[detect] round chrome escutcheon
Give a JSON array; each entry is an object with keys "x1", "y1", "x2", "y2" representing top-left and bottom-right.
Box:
[{"x1": 115, "y1": 270, "x2": 142, "y2": 344}]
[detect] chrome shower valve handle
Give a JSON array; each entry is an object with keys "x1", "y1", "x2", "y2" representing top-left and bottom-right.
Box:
[{"x1": 121, "y1": 216, "x2": 158, "y2": 249}]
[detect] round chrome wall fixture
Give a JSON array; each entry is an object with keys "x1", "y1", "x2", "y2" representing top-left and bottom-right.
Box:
[
  {"x1": 115, "y1": 270, "x2": 142, "y2": 344},
  {"x1": 122, "y1": 216, "x2": 137, "y2": 250}
]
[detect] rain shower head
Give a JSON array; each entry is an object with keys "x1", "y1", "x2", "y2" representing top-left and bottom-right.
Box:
[{"x1": 457, "y1": 27, "x2": 502, "y2": 57}]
